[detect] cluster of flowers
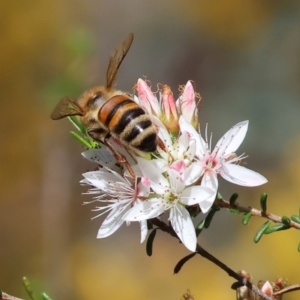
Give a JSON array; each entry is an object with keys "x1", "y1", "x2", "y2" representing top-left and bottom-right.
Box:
[{"x1": 81, "y1": 79, "x2": 267, "y2": 252}]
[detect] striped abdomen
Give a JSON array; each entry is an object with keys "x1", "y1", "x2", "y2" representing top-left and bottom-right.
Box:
[{"x1": 98, "y1": 95, "x2": 157, "y2": 153}]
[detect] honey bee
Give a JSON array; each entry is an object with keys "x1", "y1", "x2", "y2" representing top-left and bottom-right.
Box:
[{"x1": 51, "y1": 33, "x2": 157, "y2": 175}]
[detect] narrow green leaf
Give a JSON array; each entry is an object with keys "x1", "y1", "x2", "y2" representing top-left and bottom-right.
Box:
[
  {"x1": 260, "y1": 193, "x2": 268, "y2": 213},
  {"x1": 242, "y1": 212, "x2": 252, "y2": 225},
  {"x1": 264, "y1": 224, "x2": 290, "y2": 234},
  {"x1": 146, "y1": 229, "x2": 157, "y2": 256},
  {"x1": 229, "y1": 193, "x2": 238, "y2": 206},
  {"x1": 174, "y1": 253, "x2": 196, "y2": 274},
  {"x1": 70, "y1": 131, "x2": 93, "y2": 148},
  {"x1": 204, "y1": 209, "x2": 218, "y2": 229},
  {"x1": 298, "y1": 242, "x2": 300, "y2": 252},
  {"x1": 196, "y1": 220, "x2": 205, "y2": 236},
  {"x1": 22, "y1": 277, "x2": 37, "y2": 300},
  {"x1": 229, "y1": 208, "x2": 243, "y2": 214},
  {"x1": 281, "y1": 216, "x2": 291, "y2": 225},
  {"x1": 147, "y1": 220, "x2": 153, "y2": 230},
  {"x1": 253, "y1": 220, "x2": 271, "y2": 243},
  {"x1": 68, "y1": 116, "x2": 87, "y2": 135},
  {"x1": 291, "y1": 215, "x2": 300, "y2": 224},
  {"x1": 41, "y1": 293, "x2": 53, "y2": 300}
]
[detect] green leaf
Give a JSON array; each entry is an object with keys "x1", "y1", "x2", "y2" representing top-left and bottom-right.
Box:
[
  {"x1": 68, "y1": 116, "x2": 87, "y2": 135},
  {"x1": 22, "y1": 277, "x2": 37, "y2": 300},
  {"x1": 264, "y1": 224, "x2": 290, "y2": 234},
  {"x1": 229, "y1": 208, "x2": 243, "y2": 214},
  {"x1": 281, "y1": 216, "x2": 291, "y2": 225},
  {"x1": 229, "y1": 193, "x2": 238, "y2": 206},
  {"x1": 41, "y1": 293, "x2": 53, "y2": 300},
  {"x1": 174, "y1": 253, "x2": 196, "y2": 274},
  {"x1": 291, "y1": 215, "x2": 300, "y2": 224},
  {"x1": 253, "y1": 220, "x2": 271, "y2": 243},
  {"x1": 146, "y1": 229, "x2": 157, "y2": 256},
  {"x1": 70, "y1": 131, "x2": 93, "y2": 148},
  {"x1": 298, "y1": 242, "x2": 300, "y2": 252},
  {"x1": 242, "y1": 212, "x2": 252, "y2": 225},
  {"x1": 196, "y1": 220, "x2": 205, "y2": 236},
  {"x1": 204, "y1": 207, "x2": 219, "y2": 229},
  {"x1": 260, "y1": 193, "x2": 268, "y2": 213}
]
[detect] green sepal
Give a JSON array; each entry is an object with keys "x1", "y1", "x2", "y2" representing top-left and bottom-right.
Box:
[
  {"x1": 146, "y1": 229, "x2": 157, "y2": 257},
  {"x1": 264, "y1": 224, "x2": 290, "y2": 234},
  {"x1": 242, "y1": 212, "x2": 252, "y2": 225},
  {"x1": 281, "y1": 216, "x2": 291, "y2": 225},
  {"x1": 196, "y1": 219, "x2": 205, "y2": 236},
  {"x1": 253, "y1": 220, "x2": 271, "y2": 243},
  {"x1": 291, "y1": 215, "x2": 300, "y2": 224},
  {"x1": 229, "y1": 193, "x2": 238, "y2": 206},
  {"x1": 70, "y1": 131, "x2": 93, "y2": 149},
  {"x1": 22, "y1": 277, "x2": 37, "y2": 300},
  {"x1": 260, "y1": 193, "x2": 268, "y2": 213}
]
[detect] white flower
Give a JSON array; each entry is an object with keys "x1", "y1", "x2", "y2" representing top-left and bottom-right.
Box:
[
  {"x1": 184, "y1": 120, "x2": 268, "y2": 213},
  {"x1": 123, "y1": 158, "x2": 214, "y2": 252},
  {"x1": 81, "y1": 166, "x2": 150, "y2": 243}
]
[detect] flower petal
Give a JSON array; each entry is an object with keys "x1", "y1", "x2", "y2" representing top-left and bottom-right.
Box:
[
  {"x1": 199, "y1": 172, "x2": 218, "y2": 213},
  {"x1": 123, "y1": 198, "x2": 165, "y2": 221},
  {"x1": 170, "y1": 205, "x2": 196, "y2": 252},
  {"x1": 140, "y1": 220, "x2": 148, "y2": 243},
  {"x1": 220, "y1": 163, "x2": 268, "y2": 186},
  {"x1": 137, "y1": 158, "x2": 169, "y2": 194},
  {"x1": 183, "y1": 162, "x2": 205, "y2": 185},
  {"x1": 181, "y1": 186, "x2": 215, "y2": 206},
  {"x1": 213, "y1": 121, "x2": 248, "y2": 158},
  {"x1": 97, "y1": 202, "x2": 131, "y2": 238}
]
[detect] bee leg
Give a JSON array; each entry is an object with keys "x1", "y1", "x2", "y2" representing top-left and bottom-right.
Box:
[
  {"x1": 103, "y1": 136, "x2": 136, "y2": 180},
  {"x1": 87, "y1": 128, "x2": 136, "y2": 179}
]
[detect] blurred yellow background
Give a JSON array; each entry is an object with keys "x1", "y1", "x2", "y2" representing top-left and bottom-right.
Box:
[{"x1": 1, "y1": 1, "x2": 300, "y2": 299}]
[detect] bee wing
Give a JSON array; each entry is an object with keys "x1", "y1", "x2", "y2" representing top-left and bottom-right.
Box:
[
  {"x1": 50, "y1": 97, "x2": 83, "y2": 120},
  {"x1": 106, "y1": 33, "x2": 134, "y2": 89}
]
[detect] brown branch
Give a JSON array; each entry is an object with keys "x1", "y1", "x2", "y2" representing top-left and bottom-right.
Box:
[
  {"x1": 150, "y1": 218, "x2": 273, "y2": 300},
  {"x1": 216, "y1": 198, "x2": 300, "y2": 229}
]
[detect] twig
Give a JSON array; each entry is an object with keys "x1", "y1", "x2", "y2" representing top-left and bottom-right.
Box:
[
  {"x1": 151, "y1": 218, "x2": 273, "y2": 300},
  {"x1": 216, "y1": 198, "x2": 300, "y2": 229}
]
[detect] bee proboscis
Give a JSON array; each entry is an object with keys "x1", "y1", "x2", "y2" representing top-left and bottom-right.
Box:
[{"x1": 51, "y1": 33, "x2": 157, "y2": 177}]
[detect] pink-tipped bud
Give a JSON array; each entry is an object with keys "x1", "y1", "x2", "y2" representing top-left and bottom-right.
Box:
[
  {"x1": 161, "y1": 84, "x2": 179, "y2": 134},
  {"x1": 180, "y1": 81, "x2": 199, "y2": 128},
  {"x1": 136, "y1": 79, "x2": 160, "y2": 116},
  {"x1": 261, "y1": 281, "x2": 273, "y2": 297}
]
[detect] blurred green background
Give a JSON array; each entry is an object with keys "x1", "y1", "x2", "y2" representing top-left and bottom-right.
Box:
[{"x1": 1, "y1": 1, "x2": 300, "y2": 299}]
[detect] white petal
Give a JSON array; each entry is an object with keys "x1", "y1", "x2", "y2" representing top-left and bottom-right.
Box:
[
  {"x1": 213, "y1": 121, "x2": 248, "y2": 158},
  {"x1": 123, "y1": 199, "x2": 165, "y2": 221},
  {"x1": 136, "y1": 158, "x2": 169, "y2": 194},
  {"x1": 97, "y1": 202, "x2": 131, "y2": 238},
  {"x1": 199, "y1": 172, "x2": 218, "y2": 213},
  {"x1": 179, "y1": 116, "x2": 206, "y2": 157},
  {"x1": 181, "y1": 186, "x2": 215, "y2": 205},
  {"x1": 220, "y1": 163, "x2": 268, "y2": 186},
  {"x1": 170, "y1": 205, "x2": 196, "y2": 252},
  {"x1": 183, "y1": 162, "x2": 205, "y2": 185},
  {"x1": 82, "y1": 148, "x2": 115, "y2": 164},
  {"x1": 140, "y1": 220, "x2": 148, "y2": 243},
  {"x1": 168, "y1": 168, "x2": 185, "y2": 193}
]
